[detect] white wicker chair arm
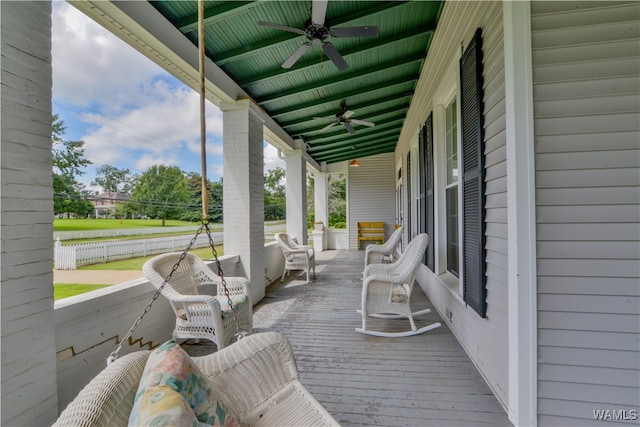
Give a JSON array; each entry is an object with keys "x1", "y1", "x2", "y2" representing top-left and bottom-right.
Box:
[
  {"x1": 215, "y1": 276, "x2": 250, "y2": 298},
  {"x1": 363, "y1": 271, "x2": 408, "y2": 287},
  {"x1": 363, "y1": 262, "x2": 395, "y2": 278},
  {"x1": 53, "y1": 351, "x2": 151, "y2": 427},
  {"x1": 167, "y1": 293, "x2": 218, "y2": 304},
  {"x1": 286, "y1": 248, "x2": 311, "y2": 255}
]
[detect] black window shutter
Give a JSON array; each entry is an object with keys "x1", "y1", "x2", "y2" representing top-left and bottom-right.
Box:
[
  {"x1": 418, "y1": 116, "x2": 434, "y2": 268},
  {"x1": 406, "y1": 151, "x2": 412, "y2": 237},
  {"x1": 424, "y1": 114, "x2": 435, "y2": 270},
  {"x1": 460, "y1": 28, "x2": 486, "y2": 317},
  {"x1": 418, "y1": 123, "x2": 426, "y2": 237}
]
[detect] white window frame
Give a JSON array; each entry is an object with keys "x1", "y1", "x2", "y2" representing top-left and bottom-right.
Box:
[{"x1": 433, "y1": 57, "x2": 464, "y2": 296}]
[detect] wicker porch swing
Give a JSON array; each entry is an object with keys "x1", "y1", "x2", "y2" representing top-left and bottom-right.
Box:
[{"x1": 53, "y1": 2, "x2": 340, "y2": 425}]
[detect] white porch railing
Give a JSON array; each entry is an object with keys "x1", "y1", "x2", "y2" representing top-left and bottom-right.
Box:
[
  {"x1": 53, "y1": 225, "x2": 203, "y2": 241},
  {"x1": 54, "y1": 234, "x2": 218, "y2": 270}
]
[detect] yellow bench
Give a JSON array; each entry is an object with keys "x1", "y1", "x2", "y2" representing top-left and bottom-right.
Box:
[{"x1": 358, "y1": 222, "x2": 385, "y2": 249}]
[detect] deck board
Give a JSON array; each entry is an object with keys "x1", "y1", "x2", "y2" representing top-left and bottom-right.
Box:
[{"x1": 185, "y1": 249, "x2": 511, "y2": 426}]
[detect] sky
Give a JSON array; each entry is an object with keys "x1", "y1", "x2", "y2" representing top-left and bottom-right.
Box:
[{"x1": 51, "y1": 0, "x2": 284, "y2": 192}]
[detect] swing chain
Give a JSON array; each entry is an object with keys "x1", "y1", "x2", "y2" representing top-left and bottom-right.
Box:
[
  {"x1": 203, "y1": 223, "x2": 243, "y2": 340},
  {"x1": 107, "y1": 225, "x2": 206, "y2": 365}
]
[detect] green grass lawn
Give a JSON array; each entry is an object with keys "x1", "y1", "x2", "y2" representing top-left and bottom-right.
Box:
[
  {"x1": 54, "y1": 284, "x2": 110, "y2": 300},
  {"x1": 54, "y1": 218, "x2": 202, "y2": 232},
  {"x1": 78, "y1": 246, "x2": 224, "y2": 271}
]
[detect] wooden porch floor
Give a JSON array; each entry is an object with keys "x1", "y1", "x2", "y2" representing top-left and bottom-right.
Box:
[{"x1": 189, "y1": 249, "x2": 511, "y2": 427}]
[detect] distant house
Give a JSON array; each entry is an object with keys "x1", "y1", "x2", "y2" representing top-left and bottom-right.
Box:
[{"x1": 88, "y1": 191, "x2": 131, "y2": 218}]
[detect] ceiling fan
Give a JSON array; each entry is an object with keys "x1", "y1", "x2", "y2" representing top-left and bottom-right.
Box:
[
  {"x1": 256, "y1": 0, "x2": 379, "y2": 71},
  {"x1": 320, "y1": 104, "x2": 375, "y2": 134}
]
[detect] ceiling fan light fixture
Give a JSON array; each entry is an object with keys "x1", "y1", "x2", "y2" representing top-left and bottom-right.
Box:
[{"x1": 349, "y1": 159, "x2": 360, "y2": 168}]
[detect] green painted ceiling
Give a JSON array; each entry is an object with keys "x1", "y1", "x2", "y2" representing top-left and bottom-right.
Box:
[{"x1": 149, "y1": 0, "x2": 444, "y2": 164}]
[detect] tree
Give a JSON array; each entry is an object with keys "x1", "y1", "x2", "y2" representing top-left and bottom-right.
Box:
[
  {"x1": 307, "y1": 173, "x2": 346, "y2": 227},
  {"x1": 181, "y1": 172, "x2": 223, "y2": 222},
  {"x1": 128, "y1": 165, "x2": 190, "y2": 225},
  {"x1": 52, "y1": 114, "x2": 93, "y2": 216},
  {"x1": 328, "y1": 173, "x2": 346, "y2": 226},
  {"x1": 264, "y1": 167, "x2": 286, "y2": 220},
  {"x1": 92, "y1": 164, "x2": 136, "y2": 193}
]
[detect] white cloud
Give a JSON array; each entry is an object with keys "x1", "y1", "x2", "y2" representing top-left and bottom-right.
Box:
[
  {"x1": 80, "y1": 80, "x2": 223, "y2": 171},
  {"x1": 135, "y1": 153, "x2": 180, "y2": 172},
  {"x1": 52, "y1": 0, "x2": 282, "y2": 185},
  {"x1": 52, "y1": 1, "x2": 161, "y2": 109},
  {"x1": 264, "y1": 144, "x2": 285, "y2": 174}
]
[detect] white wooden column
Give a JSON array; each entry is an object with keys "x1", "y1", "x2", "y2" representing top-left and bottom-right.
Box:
[
  {"x1": 312, "y1": 172, "x2": 329, "y2": 251},
  {"x1": 221, "y1": 99, "x2": 265, "y2": 303},
  {"x1": 1, "y1": 2, "x2": 59, "y2": 425},
  {"x1": 313, "y1": 172, "x2": 329, "y2": 226},
  {"x1": 504, "y1": 2, "x2": 538, "y2": 426},
  {"x1": 284, "y1": 149, "x2": 308, "y2": 244}
]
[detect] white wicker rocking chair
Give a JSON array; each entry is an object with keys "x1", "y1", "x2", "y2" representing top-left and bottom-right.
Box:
[
  {"x1": 143, "y1": 252, "x2": 253, "y2": 350},
  {"x1": 364, "y1": 225, "x2": 404, "y2": 266},
  {"x1": 275, "y1": 232, "x2": 316, "y2": 283},
  {"x1": 357, "y1": 233, "x2": 441, "y2": 337}
]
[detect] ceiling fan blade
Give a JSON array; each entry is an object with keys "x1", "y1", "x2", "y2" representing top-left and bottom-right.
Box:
[
  {"x1": 331, "y1": 26, "x2": 379, "y2": 38},
  {"x1": 312, "y1": 0, "x2": 328, "y2": 25},
  {"x1": 256, "y1": 21, "x2": 305, "y2": 35},
  {"x1": 350, "y1": 119, "x2": 375, "y2": 127},
  {"x1": 321, "y1": 122, "x2": 339, "y2": 132},
  {"x1": 282, "y1": 42, "x2": 312, "y2": 69},
  {"x1": 343, "y1": 110, "x2": 355, "y2": 118},
  {"x1": 343, "y1": 122, "x2": 356, "y2": 134},
  {"x1": 322, "y1": 42, "x2": 348, "y2": 71}
]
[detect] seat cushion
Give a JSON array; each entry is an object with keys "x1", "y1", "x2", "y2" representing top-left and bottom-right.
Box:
[
  {"x1": 391, "y1": 284, "x2": 409, "y2": 303},
  {"x1": 217, "y1": 294, "x2": 249, "y2": 319},
  {"x1": 128, "y1": 340, "x2": 237, "y2": 426}
]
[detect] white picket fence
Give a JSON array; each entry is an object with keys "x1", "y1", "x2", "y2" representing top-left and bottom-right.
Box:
[
  {"x1": 54, "y1": 234, "x2": 219, "y2": 270},
  {"x1": 53, "y1": 226, "x2": 203, "y2": 241}
]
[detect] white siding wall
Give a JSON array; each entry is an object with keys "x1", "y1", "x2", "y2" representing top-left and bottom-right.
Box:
[
  {"x1": 0, "y1": 2, "x2": 59, "y2": 425},
  {"x1": 532, "y1": 2, "x2": 640, "y2": 425},
  {"x1": 398, "y1": 1, "x2": 510, "y2": 409},
  {"x1": 347, "y1": 152, "x2": 396, "y2": 249}
]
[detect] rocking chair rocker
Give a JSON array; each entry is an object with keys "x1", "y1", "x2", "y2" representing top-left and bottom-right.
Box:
[{"x1": 356, "y1": 233, "x2": 441, "y2": 337}]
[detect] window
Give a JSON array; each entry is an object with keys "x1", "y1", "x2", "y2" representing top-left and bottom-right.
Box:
[
  {"x1": 444, "y1": 99, "x2": 459, "y2": 277},
  {"x1": 419, "y1": 28, "x2": 486, "y2": 317}
]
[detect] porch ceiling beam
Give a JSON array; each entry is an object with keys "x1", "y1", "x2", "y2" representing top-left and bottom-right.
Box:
[
  {"x1": 308, "y1": 131, "x2": 400, "y2": 157},
  {"x1": 295, "y1": 106, "x2": 409, "y2": 136},
  {"x1": 317, "y1": 140, "x2": 398, "y2": 163},
  {"x1": 176, "y1": 2, "x2": 256, "y2": 33},
  {"x1": 280, "y1": 93, "x2": 413, "y2": 129},
  {"x1": 239, "y1": 25, "x2": 435, "y2": 86},
  {"x1": 312, "y1": 136, "x2": 400, "y2": 161},
  {"x1": 257, "y1": 53, "x2": 425, "y2": 106},
  {"x1": 270, "y1": 76, "x2": 417, "y2": 119},
  {"x1": 305, "y1": 118, "x2": 404, "y2": 145},
  {"x1": 214, "y1": 1, "x2": 411, "y2": 66}
]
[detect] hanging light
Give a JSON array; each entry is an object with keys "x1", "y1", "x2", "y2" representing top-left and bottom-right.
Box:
[{"x1": 349, "y1": 159, "x2": 360, "y2": 167}]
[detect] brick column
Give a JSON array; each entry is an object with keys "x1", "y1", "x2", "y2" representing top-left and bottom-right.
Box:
[
  {"x1": 1, "y1": 2, "x2": 58, "y2": 425},
  {"x1": 283, "y1": 150, "x2": 308, "y2": 244},
  {"x1": 221, "y1": 99, "x2": 265, "y2": 303}
]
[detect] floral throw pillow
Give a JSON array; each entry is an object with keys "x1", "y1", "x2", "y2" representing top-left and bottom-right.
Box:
[
  {"x1": 128, "y1": 340, "x2": 238, "y2": 427},
  {"x1": 391, "y1": 283, "x2": 409, "y2": 303}
]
